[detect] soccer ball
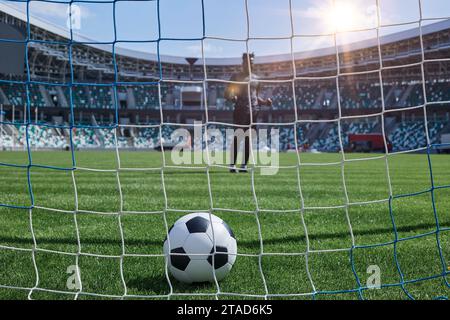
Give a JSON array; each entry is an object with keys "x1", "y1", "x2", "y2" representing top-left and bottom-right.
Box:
[{"x1": 163, "y1": 213, "x2": 237, "y2": 284}]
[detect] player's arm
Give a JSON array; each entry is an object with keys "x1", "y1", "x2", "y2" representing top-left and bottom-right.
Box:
[
  {"x1": 258, "y1": 97, "x2": 272, "y2": 107},
  {"x1": 256, "y1": 82, "x2": 272, "y2": 107}
]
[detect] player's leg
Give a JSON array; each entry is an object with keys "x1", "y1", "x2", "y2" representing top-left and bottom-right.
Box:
[
  {"x1": 239, "y1": 131, "x2": 250, "y2": 173},
  {"x1": 238, "y1": 115, "x2": 252, "y2": 173},
  {"x1": 229, "y1": 130, "x2": 238, "y2": 173}
]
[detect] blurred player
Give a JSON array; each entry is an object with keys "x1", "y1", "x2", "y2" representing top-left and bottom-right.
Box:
[{"x1": 225, "y1": 53, "x2": 272, "y2": 173}]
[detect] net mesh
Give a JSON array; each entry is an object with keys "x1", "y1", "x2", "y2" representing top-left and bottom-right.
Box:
[{"x1": 0, "y1": 0, "x2": 449, "y2": 300}]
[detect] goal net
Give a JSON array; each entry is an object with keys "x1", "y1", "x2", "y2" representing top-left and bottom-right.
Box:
[{"x1": 0, "y1": 0, "x2": 449, "y2": 300}]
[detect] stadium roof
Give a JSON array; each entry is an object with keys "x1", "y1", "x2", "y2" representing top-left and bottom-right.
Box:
[{"x1": 1, "y1": 1, "x2": 450, "y2": 66}]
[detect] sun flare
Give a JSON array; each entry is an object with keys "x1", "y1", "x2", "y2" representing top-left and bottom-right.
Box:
[{"x1": 326, "y1": 1, "x2": 359, "y2": 33}]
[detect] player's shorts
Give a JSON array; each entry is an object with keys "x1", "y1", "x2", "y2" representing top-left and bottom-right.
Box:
[{"x1": 233, "y1": 106, "x2": 254, "y2": 126}]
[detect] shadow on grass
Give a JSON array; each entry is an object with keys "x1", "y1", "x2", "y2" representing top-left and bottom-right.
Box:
[
  {"x1": 1, "y1": 220, "x2": 448, "y2": 250},
  {"x1": 126, "y1": 274, "x2": 170, "y2": 295},
  {"x1": 126, "y1": 274, "x2": 215, "y2": 295}
]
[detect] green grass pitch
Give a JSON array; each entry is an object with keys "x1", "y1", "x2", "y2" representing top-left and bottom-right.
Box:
[{"x1": 0, "y1": 150, "x2": 449, "y2": 300}]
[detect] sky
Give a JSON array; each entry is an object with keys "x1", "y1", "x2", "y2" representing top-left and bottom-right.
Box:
[{"x1": 1, "y1": 0, "x2": 450, "y2": 58}]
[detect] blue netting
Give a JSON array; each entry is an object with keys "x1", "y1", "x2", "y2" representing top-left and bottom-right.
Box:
[{"x1": 0, "y1": 0, "x2": 448, "y2": 300}]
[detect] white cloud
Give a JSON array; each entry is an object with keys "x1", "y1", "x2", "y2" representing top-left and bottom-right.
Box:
[
  {"x1": 295, "y1": 5, "x2": 325, "y2": 20},
  {"x1": 27, "y1": 2, "x2": 95, "y2": 21},
  {"x1": 186, "y1": 42, "x2": 224, "y2": 57}
]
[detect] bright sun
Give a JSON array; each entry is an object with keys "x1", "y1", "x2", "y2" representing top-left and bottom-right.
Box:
[{"x1": 326, "y1": 2, "x2": 358, "y2": 33}]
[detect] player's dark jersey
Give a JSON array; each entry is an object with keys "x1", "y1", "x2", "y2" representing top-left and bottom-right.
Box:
[{"x1": 229, "y1": 72, "x2": 261, "y2": 125}]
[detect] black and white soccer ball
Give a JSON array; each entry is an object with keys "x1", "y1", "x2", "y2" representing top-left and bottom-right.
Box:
[{"x1": 163, "y1": 213, "x2": 237, "y2": 284}]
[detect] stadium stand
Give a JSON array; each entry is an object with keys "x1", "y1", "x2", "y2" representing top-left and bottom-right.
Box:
[
  {"x1": 134, "y1": 127, "x2": 159, "y2": 149},
  {"x1": 89, "y1": 86, "x2": 113, "y2": 110},
  {"x1": 132, "y1": 85, "x2": 159, "y2": 110},
  {"x1": 0, "y1": 133, "x2": 13, "y2": 149},
  {"x1": 269, "y1": 83, "x2": 294, "y2": 111},
  {"x1": 0, "y1": 5, "x2": 449, "y2": 152},
  {"x1": 340, "y1": 83, "x2": 381, "y2": 110},
  {"x1": 311, "y1": 122, "x2": 379, "y2": 152},
  {"x1": 16, "y1": 125, "x2": 67, "y2": 149},
  {"x1": 427, "y1": 80, "x2": 450, "y2": 103},
  {"x1": 388, "y1": 120, "x2": 448, "y2": 152},
  {"x1": 296, "y1": 83, "x2": 332, "y2": 110}
]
